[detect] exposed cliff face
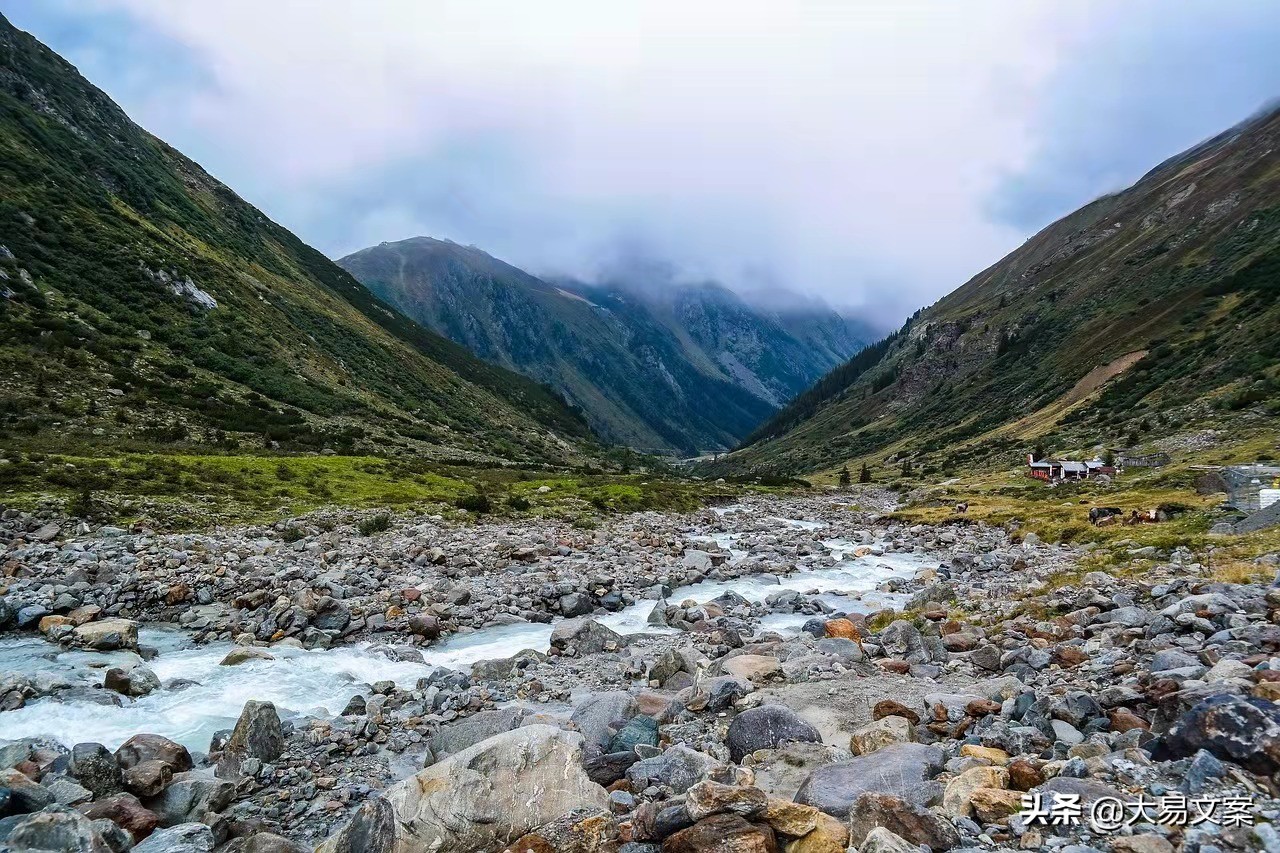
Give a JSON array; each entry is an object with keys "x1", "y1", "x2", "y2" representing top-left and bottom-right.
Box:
[
  {"x1": 718, "y1": 104, "x2": 1280, "y2": 475},
  {"x1": 339, "y1": 237, "x2": 871, "y2": 453}
]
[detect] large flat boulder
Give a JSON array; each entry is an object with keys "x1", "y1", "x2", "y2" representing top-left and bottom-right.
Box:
[
  {"x1": 793, "y1": 743, "x2": 944, "y2": 818},
  {"x1": 321, "y1": 725, "x2": 607, "y2": 853}
]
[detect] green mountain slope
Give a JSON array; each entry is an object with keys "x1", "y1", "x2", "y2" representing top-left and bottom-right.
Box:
[
  {"x1": 716, "y1": 104, "x2": 1280, "y2": 476},
  {"x1": 339, "y1": 237, "x2": 869, "y2": 453},
  {"x1": 0, "y1": 15, "x2": 590, "y2": 466}
]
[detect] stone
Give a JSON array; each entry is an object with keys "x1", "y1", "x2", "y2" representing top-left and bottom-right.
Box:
[
  {"x1": 824, "y1": 619, "x2": 860, "y2": 640},
  {"x1": 662, "y1": 813, "x2": 777, "y2": 853},
  {"x1": 219, "y1": 648, "x2": 274, "y2": 666},
  {"x1": 6, "y1": 804, "x2": 109, "y2": 853},
  {"x1": 722, "y1": 656, "x2": 783, "y2": 684},
  {"x1": 1151, "y1": 694, "x2": 1280, "y2": 774},
  {"x1": 727, "y1": 706, "x2": 822, "y2": 763},
  {"x1": 793, "y1": 743, "x2": 944, "y2": 818},
  {"x1": 226, "y1": 700, "x2": 284, "y2": 762},
  {"x1": 499, "y1": 808, "x2": 617, "y2": 853},
  {"x1": 849, "y1": 716, "x2": 914, "y2": 756},
  {"x1": 115, "y1": 735, "x2": 193, "y2": 773},
  {"x1": 1111, "y1": 836, "x2": 1175, "y2": 853},
  {"x1": 872, "y1": 700, "x2": 920, "y2": 725},
  {"x1": 572, "y1": 692, "x2": 641, "y2": 756},
  {"x1": 846, "y1": 792, "x2": 959, "y2": 852},
  {"x1": 314, "y1": 797, "x2": 395, "y2": 853},
  {"x1": 1035, "y1": 777, "x2": 1131, "y2": 808},
  {"x1": 763, "y1": 798, "x2": 820, "y2": 837},
  {"x1": 550, "y1": 619, "x2": 624, "y2": 655},
  {"x1": 70, "y1": 743, "x2": 123, "y2": 799},
  {"x1": 879, "y1": 621, "x2": 928, "y2": 664},
  {"x1": 46, "y1": 778, "x2": 94, "y2": 806},
  {"x1": 73, "y1": 619, "x2": 138, "y2": 651},
  {"x1": 626, "y1": 745, "x2": 718, "y2": 794},
  {"x1": 429, "y1": 707, "x2": 526, "y2": 760},
  {"x1": 132, "y1": 823, "x2": 215, "y2": 852},
  {"x1": 783, "y1": 812, "x2": 847, "y2": 853},
  {"x1": 1001, "y1": 762, "x2": 1041, "y2": 795},
  {"x1": 145, "y1": 775, "x2": 235, "y2": 827},
  {"x1": 241, "y1": 833, "x2": 312, "y2": 853},
  {"x1": 969, "y1": 787, "x2": 1023, "y2": 824},
  {"x1": 609, "y1": 716, "x2": 660, "y2": 754},
  {"x1": 942, "y1": 766, "x2": 1008, "y2": 818},
  {"x1": 81, "y1": 793, "x2": 161, "y2": 842},
  {"x1": 124, "y1": 760, "x2": 173, "y2": 798},
  {"x1": 103, "y1": 665, "x2": 160, "y2": 698},
  {"x1": 357, "y1": 725, "x2": 608, "y2": 852},
  {"x1": 685, "y1": 781, "x2": 768, "y2": 821},
  {"x1": 958, "y1": 745, "x2": 1008, "y2": 765},
  {"x1": 859, "y1": 827, "x2": 924, "y2": 853}
]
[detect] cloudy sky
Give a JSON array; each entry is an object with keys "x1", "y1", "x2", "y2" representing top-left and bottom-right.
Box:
[{"x1": 7, "y1": 1, "x2": 1280, "y2": 325}]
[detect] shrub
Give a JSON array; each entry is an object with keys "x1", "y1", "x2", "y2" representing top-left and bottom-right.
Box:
[
  {"x1": 507, "y1": 494, "x2": 531, "y2": 511},
  {"x1": 455, "y1": 493, "x2": 492, "y2": 514},
  {"x1": 357, "y1": 513, "x2": 391, "y2": 535}
]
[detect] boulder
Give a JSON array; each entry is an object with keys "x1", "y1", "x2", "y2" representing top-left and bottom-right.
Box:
[
  {"x1": 355, "y1": 725, "x2": 607, "y2": 852},
  {"x1": 726, "y1": 705, "x2": 822, "y2": 763},
  {"x1": 219, "y1": 648, "x2": 274, "y2": 666},
  {"x1": 1150, "y1": 694, "x2": 1280, "y2": 774},
  {"x1": 846, "y1": 792, "x2": 959, "y2": 852},
  {"x1": 942, "y1": 766, "x2": 1007, "y2": 818},
  {"x1": 685, "y1": 781, "x2": 768, "y2": 821},
  {"x1": 428, "y1": 707, "x2": 526, "y2": 761},
  {"x1": 103, "y1": 665, "x2": 161, "y2": 698},
  {"x1": 793, "y1": 743, "x2": 944, "y2": 818},
  {"x1": 115, "y1": 735, "x2": 193, "y2": 773},
  {"x1": 626, "y1": 745, "x2": 719, "y2": 794},
  {"x1": 81, "y1": 793, "x2": 160, "y2": 842},
  {"x1": 849, "y1": 716, "x2": 913, "y2": 756},
  {"x1": 225, "y1": 701, "x2": 284, "y2": 762},
  {"x1": 783, "y1": 812, "x2": 847, "y2": 853},
  {"x1": 968, "y1": 788, "x2": 1022, "y2": 824},
  {"x1": 314, "y1": 797, "x2": 396, "y2": 853},
  {"x1": 572, "y1": 692, "x2": 640, "y2": 755},
  {"x1": 144, "y1": 775, "x2": 234, "y2": 827},
  {"x1": 550, "y1": 619, "x2": 623, "y2": 655},
  {"x1": 132, "y1": 823, "x2": 215, "y2": 853},
  {"x1": 69, "y1": 744, "x2": 123, "y2": 800},
  {"x1": 124, "y1": 760, "x2": 173, "y2": 798},
  {"x1": 72, "y1": 620, "x2": 138, "y2": 651},
  {"x1": 6, "y1": 804, "x2": 110, "y2": 853},
  {"x1": 662, "y1": 813, "x2": 777, "y2": 853},
  {"x1": 859, "y1": 827, "x2": 925, "y2": 853},
  {"x1": 499, "y1": 808, "x2": 617, "y2": 853},
  {"x1": 721, "y1": 656, "x2": 782, "y2": 684}
]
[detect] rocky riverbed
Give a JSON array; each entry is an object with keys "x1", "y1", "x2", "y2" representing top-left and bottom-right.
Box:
[{"x1": 0, "y1": 492, "x2": 1278, "y2": 852}]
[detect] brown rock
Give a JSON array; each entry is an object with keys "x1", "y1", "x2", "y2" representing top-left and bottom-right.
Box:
[
  {"x1": 1107, "y1": 708, "x2": 1150, "y2": 732},
  {"x1": 1006, "y1": 759, "x2": 1044, "y2": 792},
  {"x1": 764, "y1": 798, "x2": 819, "y2": 837},
  {"x1": 1111, "y1": 835, "x2": 1175, "y2": 853},
  {"x1": 663, "y1": 814, "x2": 778, "y2": 853},
  {"x1": 872, "y1": 700, "x2": 921, "y2": 725},
  {"x1": 1052, "y1": 646, "x2": 1088, "y2": 667},
  {"x1": 783, "y1": 812, "x2": 847, "y2": 853},
  {"x1": 942, "y1": 633, "x2": 977, "y2": 652},
  {"x1": 880, "y1": 660, "x2": 911, "y2": 674},
  {"x1": 969, "y1": 788, "x2": 1023, "y2": 824},
  {"x1": 964, "y1": 699, "x2": 1001, "y2": 717},
  {"x1": 115, "y1": 734, "x2": 194, "y2": 773},
  {"x1": 80, "y1": 792, "x2": 159, "y2": 842},
  {"x1": 165, "y1": 583, "x2": 190, "y2": 605},
  {"x1": 824, "y1": 619, "x2": 860, "y2": 640},
  {"x1": 685, "y1": 781, "x2": 768, "y2": 821},
  {"x1": 123, "y1": 759, "x2": 172, "y2": 798},
  {"x1": 942, "y1": 766, "x2": 1008, "y2": 818},
  {"x1": 500, "y1": 809, "x2": 618, "y2": 853},
  {"x1": 847, "y1": 792, "x2": 959, "y2": 852},
  {"x1": 958, "y1": 745, "x2": 1009, "y2": 765}
]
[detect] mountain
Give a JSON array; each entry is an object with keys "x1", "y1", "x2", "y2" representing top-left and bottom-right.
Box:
[
  {"x1": 715, "y1": 103, "x2": 1280, "y2": 475},
  {"x1": 0, "y1": 15, "x2": 591, "y2": 466},
  {"x1": 338, "y1": 237, "x2": 872, "y2": 453}
]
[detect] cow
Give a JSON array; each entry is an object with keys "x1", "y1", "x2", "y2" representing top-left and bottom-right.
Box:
[
  {"x1": 955, "y1": 502, "x2": 969, "y2": 514},
  {"x1": 1089, "y1": 507, "x2": 1123, "y2": 525}
]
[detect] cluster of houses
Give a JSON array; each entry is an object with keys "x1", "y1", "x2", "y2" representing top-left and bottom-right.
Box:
[{"x1": 1026, "y1": 454, "x2": 1116, "y2": 483}]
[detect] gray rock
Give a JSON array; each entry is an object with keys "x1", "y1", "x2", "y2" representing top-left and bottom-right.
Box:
[
  {"x1": 226, "y1": 700, "x2": 283, "y2": 762},
  {"x1": 549, "y1": 618, "x2": 623, "y2": 655},
  {"x1": 571, "y1": 692, "x2": 639, "y2": 755},
  {"x1": 1152, "y1": 694, "x2": 1280, "y2": 774},
  {"x1": 794, "y1": 742, "x2": 945, "y2": 818},
  {"x1": 313, "y1": 797, "x2": 395, "y2": 853},
  {"x1": 70, "y1": 743, "x2": 123, "y2": 799},
  {"x1": 144, "y1": 775, "x2": 234, "y2": 827},
  {"x1": 133, "y1": 823, "x2": 215, "y2": 853},
  {"x1": 625, "y1": 745, "x2": 718, "y2": 794},
  {"x1": 6, "y1": 804, "x2": 109, "y2": 853},
  {"x1": 428, "y1": 707, "x2": 525, "y2": 761},
  {"x1": 725, "y1": 704, "x2": 822, "y2": 762},
  {"x1": 328, "y1": 725, "x2": 606, "y2": 853}
]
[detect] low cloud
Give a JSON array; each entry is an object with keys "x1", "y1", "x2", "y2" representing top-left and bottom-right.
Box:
[{"x1": 8, "y1": 1, "x2": 1280, "y2": 327}]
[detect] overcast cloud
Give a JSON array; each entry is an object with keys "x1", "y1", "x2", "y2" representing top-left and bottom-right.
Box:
[{"x1": 7, "y1": 1, "x2": 1280, "y2": 326}]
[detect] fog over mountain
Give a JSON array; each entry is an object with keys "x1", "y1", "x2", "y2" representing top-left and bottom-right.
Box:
[{"x1": 8, "y1": 1, "x2": 1280, "y2": 325}]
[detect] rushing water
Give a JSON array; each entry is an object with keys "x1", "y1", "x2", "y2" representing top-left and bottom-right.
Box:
[{"x1": 0, "y1": 511, "x2": 930, "y2": 752}]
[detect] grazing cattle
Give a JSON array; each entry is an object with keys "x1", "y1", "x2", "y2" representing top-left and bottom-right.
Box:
[
  {"x1": 1094, "y1": 515, "x2": 1120, "y2": 528},
  {"x1": 1124, "y1": 509, "x2": 1159, "y2": 525},
  {"x1": 1089, "y1": 507, "x2": 1124, "y2": 525},
  {"x1": 955, "y1": 502, "x2": 968, "y2": 514}
]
